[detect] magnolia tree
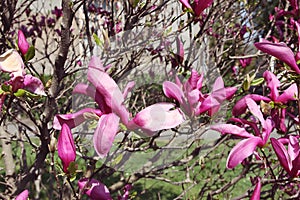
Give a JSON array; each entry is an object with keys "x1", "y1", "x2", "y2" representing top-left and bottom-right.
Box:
[{"x1": 1, "y1": 0, "x2": 300, "y2": 199}]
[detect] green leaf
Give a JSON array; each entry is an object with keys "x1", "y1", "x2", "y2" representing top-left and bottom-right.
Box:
[
  {"x1": 1, "y1": 84, "x2": 11, "y2": 92},
  {"x1": 133, "y1": 0, "x2": 140, "y2": 8},
  {"x1": 251, "y1": 77, "x2": 264, "y2": 86},
  {"x1": 67, "y1": 161, "x2": 77, "y2": 181},
  {"x1": 14, "y1": 89, "x2": 26, "y2": 97},
  {"x1": 93, "y1": 33, "x2": 103, "y2": 47},
  {"x1": 24, "y1": 46, "x2": 35, "y2": 62}
]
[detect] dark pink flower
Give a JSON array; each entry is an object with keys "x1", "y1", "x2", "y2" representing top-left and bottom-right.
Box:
[
  {"x1": 78, "y1": 178, "x2": 112, "y2": 200},
  {"x1": 57, "y1": 123, "x2": 76, "y2": 173},
  {"x1": 18, "y1": 30, "x2": 29, "y2": 55},
  {"x1": 271, "y1": 136, "x2": 300, "y2": 177},
  {"x1": 254, "y1": 39, "x2": 300, "y2": 74},
  {"x1": 15, "y1": 189, "x2": 29, "y2": 200},
  {"x1": 179, "y1": 0, "x2": 214, "y2": 17},
  {"x1": 211, "y1": 98, "x2": 273, "y2": 169}
]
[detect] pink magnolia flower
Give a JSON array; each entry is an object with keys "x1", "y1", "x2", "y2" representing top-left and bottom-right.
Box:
[
  {"x1": 232, "y1": 71, "x2": 297, "y2": 133},
  {"x1": 270, "y1": 136, "x2": 300, "y2": 177},
  {"x1": 239, "y1": 57, "x2": 252, "y2": 68},
  {"x1": 163, "y1": 69, "x2": 204, "y2": 117},
  {"x1": 118, "y1": 184, "x2": 132, "y2": 200},
  {"x1": 0, "y1": 49, "x2": 25, "y2": 79},
  {"x1": 15, "y1": 189, "x2": 29, "y2": 200},
  {"x1": 78, "y1": 178, "x2": 112, "y2": 200},
  {"x1": 179, "y1": 0, "x2": 214, "y2": 17},
  {"x1": 250, "y1": 177, "x2": 261, "y2": 200},
  {"x1": 54, "y1": 56, "x2": 185, "y2": 158},
  {"x1": 211, "y1": 98, "x2": 273, "y2": 169},
  {"x1": 198, "y1": 76, "x2": 237, "y2": 116},
  {"x1": 254, "y1": 39, "x2": 300, "y2": 74},
  {"x1": 57, "y1": 123, "x2": 76, "y2": 173},
  {"x1": 18, "y1": 30, "x2": 29, "y2": 55}
]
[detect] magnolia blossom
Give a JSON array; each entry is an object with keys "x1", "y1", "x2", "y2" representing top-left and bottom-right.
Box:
[
  {"x1": 163, "y1": 69, "x2": 236, "y2": 117},
  {"x1": 254, "y1": 39, "x2": 300, "y2": 74},
  {"x1": 78, "y1": 178, "x2": 112, "y2": 200},
  {"x1": 211, "y1": 98, "x2": 273, "y2": 169},
  {"x1": 57, "y1": 123, "x2": 76, "y2": 173},
  {"x1": 271, "y1": 136, "x2": 300, "y2": 177},
  {"x1": 232, "y1": 70, "x2": 297, "y2": 132},
  {"x1": 179, "y1": 0, "x2": 214, "y2": 17},
  {"x1": 18, "y1": 30, "x2": 29, "y2": 55},
  {"x1": 0, "y1": 49, "x2": 45, "y2": 111},
  {"x1": 15, "y1": 189, "x2": 29, "y2": 200},
  {"x1": 54, "y1": 56, "x2": 185, "y2": 158},
  {"x1": 250, "y1": 177, "x2": 261, "y2": 200}
]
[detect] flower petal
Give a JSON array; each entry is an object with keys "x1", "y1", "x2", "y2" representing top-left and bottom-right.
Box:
[
  {"x1": 227, "y1": 137, "x2": 262, "y2": 169},
  {"x1": 179, "y1": 0, "x2": 193, "y2": 10},
  {"x1": 210, "y1": 124, "x2": 254, "y2": 138},
  {"x1": 53, "y1": 108, "x2": 102, "y2": 130},
  {"x1": 23, "y1": 75, "x2": 46, "y2": 96},
  {"x1": 276, "y1": 83, "x2": 298, "y2": 103},
  {"x1": 57, "y1": 124, "x2": 76, "y2": 173},
  {"x1": 0, "y1": 50, "x2": 24, "y2": 77},
  {"x1": 130, "y1": 103, "x2": 185, "y2": 135},
  {"x1": 122, "y1": 81, "x2": 135, "y2": 99},
  {"x1": 270, "y1": 138, "x2": 291, "y2": 175},
  {"x1": 246, "y1": 98, "x2": 265, "y2": 125},
  {"x1": 93, "y1": 113, "x2": 120, "y2": 158},
  {"x1": 193, "y1": 0, "x2": 214, "y2": 16},
  {"x1": 232, "y1": 94, "x2": 270, "y2": 116},
  {"x1": 18, "y1": 30, "x2": 29, "y2": 55},
  {"x1": 263, "y1": 70, "x2": 280, "y2": 100},
  {"x1": 250, "y1": 177, "x2": 261, "y2": 200},
  {"x1": 16, "y1": 189, "x2": 29, "y2": 200},
  {"x1": 78, "y1": 178, "x2": 112, "y2": 200},
  {"x1": 163, "y1": 81, "x2": 184, "y2": 104},
  {"x1": 254, "y1": 40, "x2": 300, "y2": 74}
]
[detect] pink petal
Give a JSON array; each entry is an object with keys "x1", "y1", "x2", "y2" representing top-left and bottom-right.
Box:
[
  {"x1": 250, "y1": 177, "x2": 261, "y2": 200},
  {"x1": 295, "y1": 21, "x2": 300, "y2": 56},
  {"x1": 78, "y1": 178, "x2": 112, "y2": 200},
  {"x1": 246, "y1": 98, "x2": 265, "y2": 125},
  {"x1": 176, "y1": 37, "x2": 184, "y2": 64},
  {"x1": 122, "y1": 81, "x2": 135, "y2": 99},
  {"x1": 18, "y1": 30, "x2": 29, "y2": 55},
  {"x1": 0, "y1": 50, "x2": 24, "y2": 77},
  {"x1": 88, "y1": 56, "x2": 105, "y2": 71},
  {"x1": 232, "y1": 94, "x2": 270, "y2": 116},
  {"x1": 227, "y1": 137, "x2": 262, "y2": 169},
  {"x1": 210, "y1": 124, "x2": 254, "y2": 138},
  {"x1": 16, "y1": 189, "x2": 29, "y2": 200},
  {"x1": 23, "y1": 75, "x2": 46, "y2": 96},
  {"x1": 261, "y1": 118, "x2": 273, "y2": 145},
  {"x1": 263, "y1": 70, "x2": 280, "y2": 100},
  {"x1": 73, "y1": 83, "x2": 111, "y2": 113},
  {"x1": 53, "y1": 108, "x2": 102, "y2": 130},
  {"x1": 131, "y1": 103, "x2": 185, "y2": 135},
  {"x1": 185, "y1": 69, "x2": 203, "y2": 91},
  {"x1": 163, "y1": 81, "x2": 184, "y2": 104},
  {"x1": 179, "y1": 0, "x2": 193, "y2": 10},
  {"x1": 288, "y1": 135, "x2": 299, "y2": 162},
  {"x1": 88, "y1": 67, "x2": 129, "y2": 123},
  {"x1": 193, "y1": 0, "x2": 214, "y2": 16},
  {"x1": 57, "y1": 124, "x2": 76, "y2": 173},
  {"x1": 270, "y1": 138, "x2": 291, "y2": 174},
  {"x1": 254, "y1": 40, "x2": 300, "y2": 74},
  {"x1": 212, "y1": 77, "x2": 224, "y2": 92},
  {"x1": 224, "y1": 87, "x2": 237, "y2": 100},
  {"x1": 93, "y1": 113, "x2": 120, "y2": 158},
  {"x1": 276, "y1": 83, "x2": 298, "y2": 103}
]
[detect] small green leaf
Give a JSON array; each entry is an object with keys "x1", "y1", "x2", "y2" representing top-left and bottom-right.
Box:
[
  {"x1": 14, "y1": 89, "x2": 26, "y2": 97},
  {"x1": 24, "y1": 46, "x2": 35, "y2": 62},
  {"x1": 1, "y1": 84, "x2": 11, "y2": 92},
  {"x1": 93, "y1": 33, "x2": 102, "y2": 47},
  {"x1": 133, "y1": 0, "x2": 139, "y2": 8},
  {"x1": 251, "y1": 77, "x2": 264, "y2": 86},
  {"x1": 112, "y1": 154, "x2": 123, "y2": 166}
]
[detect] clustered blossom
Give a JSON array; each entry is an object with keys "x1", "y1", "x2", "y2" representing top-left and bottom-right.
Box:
[
  {"x1": 54, "y1": 56, "x2": 185, "y2": 158},
  {"x1": 0, "y1": 31, "x2": 45, "y2": 111},
  {"x1": 163, "y1": 69, "x2": 237, "y2": 117}
]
